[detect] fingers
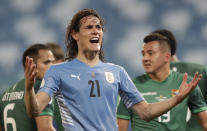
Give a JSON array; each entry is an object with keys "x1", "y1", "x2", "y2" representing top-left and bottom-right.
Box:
[
  {"x1": 191, "y1": 72, "x2": 202, "y2": 87},
  {"x1": 25, "y1": 56, "x2": 37, "y2": 80},
  {"x1": 180, "y1": 73, "x2": 188, "y2": 86}
]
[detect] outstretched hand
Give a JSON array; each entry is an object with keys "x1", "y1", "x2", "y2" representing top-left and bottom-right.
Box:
[
  {"x1": 24, "y1": 56, "x2": 38, "y2": 90},
  {"x1": 177, "y1": 72, "x2": 202, "y2": 102}
]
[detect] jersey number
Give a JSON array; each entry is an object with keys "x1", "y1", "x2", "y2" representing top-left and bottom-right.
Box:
[
  {"x1": 158, "y1": 111, "x2": 170, "y2": 123},
  {"x1": 3, "y1": 103, "x2": 17, "y2": 131},
  {"x1": 88, "y1": 80, "x2": 100, "y2": 97}
]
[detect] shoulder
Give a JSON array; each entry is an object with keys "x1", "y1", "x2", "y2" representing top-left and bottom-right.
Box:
[
  {"x1": 133, "y1": 74, "x2": 147, "y2": 83},
  {"x1": 101, "y1": 62, "x2": 125, "y2": 71},
  {"x1": 171, "y1": 61, "x2": 206, "y2": 71}
]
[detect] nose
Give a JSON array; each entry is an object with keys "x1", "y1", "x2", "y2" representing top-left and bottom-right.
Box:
[
  {"x1": 142, "y1": 54, "x2": 149, "y2": 62},
  {"x1": 91, "y1": 27, "x2": 99, "y2": 34}
]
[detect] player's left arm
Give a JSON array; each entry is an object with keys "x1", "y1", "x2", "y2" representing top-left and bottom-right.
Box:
[{"x1": 197, "y1": 110, "x2": 207, "y2": 130}]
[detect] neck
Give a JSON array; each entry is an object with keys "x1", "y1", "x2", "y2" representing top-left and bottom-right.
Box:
[{"x1": 76, "y1": 51, "x2": 100, "y2": 67}]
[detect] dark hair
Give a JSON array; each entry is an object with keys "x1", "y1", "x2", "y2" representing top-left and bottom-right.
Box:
[
  {"x1": 65, "y1": 8, "x2": 105, "y2": 61},
  {"x1": 143, "y1": 33, "x2": 171, "y2": 53},
  {"x1": 151, "y1": 29, "x2": 176, "y2": 56},
  {"x1": 22, "y1": 44, "x2": 49, "y2": 70},
  {"x1": 46, "y1": 42, "x2": 65, "y2": 61}
]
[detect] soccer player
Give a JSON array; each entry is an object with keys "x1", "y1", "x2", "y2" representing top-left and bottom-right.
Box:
[
  {"x1": 0, "y1": 44, "x2": 55, "y2": 131},
  {"x1": 24, "y1": 9, "x2": 201, "y2": 130},
  {"x1": 117, "y1": 33, "x2": 207, "y2": 131},
  {"x1": 153, "y1": 29, "x2": 207, "y2": 131}
]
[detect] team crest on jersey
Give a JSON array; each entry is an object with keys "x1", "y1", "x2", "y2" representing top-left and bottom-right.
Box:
[
  {"x1": 171, "y1": 89, "x2": 179, "y2": 97},
  {"x1": 105, "y1": 72, "x2": 114, "y2": 83}
]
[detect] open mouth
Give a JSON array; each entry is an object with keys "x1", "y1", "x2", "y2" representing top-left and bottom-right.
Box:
[{"x1": 90, "y1": 38, "x2": 99, "y2": 44}]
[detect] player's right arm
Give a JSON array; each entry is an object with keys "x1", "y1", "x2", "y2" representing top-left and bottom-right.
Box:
[{"x1": 24, "y1": 56, "x2": 50, "y2": 117}]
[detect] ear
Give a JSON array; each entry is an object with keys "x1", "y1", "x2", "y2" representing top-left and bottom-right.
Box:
[
  {"x1": 165, "y1": 52, "x2": 171, "y2": 62},
  {"x1": 71, "y1": 30, "x2": 78, "y2": 41}
]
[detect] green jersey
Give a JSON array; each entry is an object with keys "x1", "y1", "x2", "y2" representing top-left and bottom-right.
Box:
[
  {"x1": 117, "y1": 71, "x2": 207, "y2": 131},
  {"x1": 170, "y1": 62, "x2": 207, "y2": 131},
  {"x1": 0, "y1": 79, "x2": 53, "y2": 131}
]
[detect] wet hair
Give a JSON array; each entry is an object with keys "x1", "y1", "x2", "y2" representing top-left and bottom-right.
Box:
[
  {"x1": 143, "y1": 33, "x2": 171, "y2": 53},
  {"x1": 22, "y1": 44, "x2": 49, "y2": 70},
  {"x1": 151, "y1": 29, "x2": 176, "y2": 56},
  {"x1": 46, "y1": 42, "x2": 65, "y2": 61},
  {"x1": 65, "y1": 8, "x2": 105, "y2": 61}
]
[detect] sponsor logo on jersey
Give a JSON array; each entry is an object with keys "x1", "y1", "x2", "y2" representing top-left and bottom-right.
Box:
[
  {"x1": 142, "y1": 92, "x2": 157, "y2": 96},
  {"x1": 105, "y1": 72, "x2": 114, "y2": 83},
  {"x1": 155, "y1": 95, "x2": 167, "y2": 102},
  {"x1": 70, "y1": 74, "x2": 80, "y2": 80},
  {"x1": 171, "y1": 89, "x2": 179, "y2": 97}
]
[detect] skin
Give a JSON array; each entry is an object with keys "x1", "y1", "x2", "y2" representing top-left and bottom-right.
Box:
[
  {"x1": 24, "y1": 16, "x2": 202, "y2": 130},
  {"x1": 118, "y1": 41, "x2": 204, "y2": 131},
  {"x1": 142, "y1": 41, "x2": 171, "y2": 82},
  {"x1": 35, "y1": 50, "x2": 55, "y2": 80},
  {"x1": 72, "y1": 16, "x2": 103, "y2": 66}
]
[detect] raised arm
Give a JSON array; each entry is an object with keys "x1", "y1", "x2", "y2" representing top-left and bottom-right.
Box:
[
  {"x1": 24, "y1": 56, "x2": 51, "y2": 117},
  {"x1": 131, "y1": 72, "x2": 202, "y2": 121}
]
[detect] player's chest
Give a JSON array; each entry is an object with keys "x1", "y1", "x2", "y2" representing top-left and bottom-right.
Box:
[
  {"x1": 139, "y1": 85, "x2": 179, "y2": 103},
  {"x1": 60, "y1": 70, "x2": 119, "y2": 97}
]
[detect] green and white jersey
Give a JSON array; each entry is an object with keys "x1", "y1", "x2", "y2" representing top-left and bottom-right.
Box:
[
  {"x1": 171, "y1": 62, "x2": 207, "y2": 131},
  {"x1": 117, "y1": 71, "x2": 207, "y2": 131},
  {"x1": 0, "y1": 79, "x2": 53, "y2": 131}
]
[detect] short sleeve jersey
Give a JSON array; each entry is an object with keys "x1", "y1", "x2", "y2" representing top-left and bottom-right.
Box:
[
  {"x1": 117, "y1": 71, "x2": 207, "y2": 131},
  {"x1": 39, "y1": 59, "x2": 144, "y2": 131},
  {"x1": 0, "y1": 79, "x2": 53, "y2": 131},
  {"x1": 170, "y1": 62, "x2": 207, "y2": 131}
]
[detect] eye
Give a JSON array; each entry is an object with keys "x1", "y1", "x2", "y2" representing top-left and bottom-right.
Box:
[
  {"x1": 141, "y1": 51, "x2": 145, "y2": 56},
  {"x1": 96, "y1": 25, "x2": 101, "y2": 29},
  {"x1": 86, "y1": 25, "x2": 93, "y2": 29},
  {"x1": 44, "y1": 60, "x2": 52, "y2": 65}
]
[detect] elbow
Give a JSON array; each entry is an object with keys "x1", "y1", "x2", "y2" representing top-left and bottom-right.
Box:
[
  {"x1": 138, "y1": 110, "x2": 154, "y2": 122},
  {"x1": 30, "y1": 112, "x2": 40, "y2": 118},
  {"x1": 139, "y1": 115, "x2": 152, "y2": 122},
  {"x1": 26, "y1": 108, "x2": 40, "y2": 118}
]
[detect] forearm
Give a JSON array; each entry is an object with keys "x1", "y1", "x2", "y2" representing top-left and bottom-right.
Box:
[
  {"x1": 132, "y1": 95, "x2": 181, "y2": 121},
  {"x1": 147, "y1": 95, "x2": 180, "y2": 120},
  {"x1": 24, "y1": 87, "x2": 40, "y2": 117}
]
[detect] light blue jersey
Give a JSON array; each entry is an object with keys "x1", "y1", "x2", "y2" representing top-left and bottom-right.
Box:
[{"x1": 39, "y1": 59, "x2": 144, "y2": 131}]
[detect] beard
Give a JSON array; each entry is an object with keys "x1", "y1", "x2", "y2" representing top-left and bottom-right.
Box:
[{"x1": 83, "y1": 49, "x2": 99, "y2": 60}]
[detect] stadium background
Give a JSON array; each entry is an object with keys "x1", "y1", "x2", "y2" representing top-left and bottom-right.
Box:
[{"x1": 1, "y1": 0, "x2": 207, "y2": 94}]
